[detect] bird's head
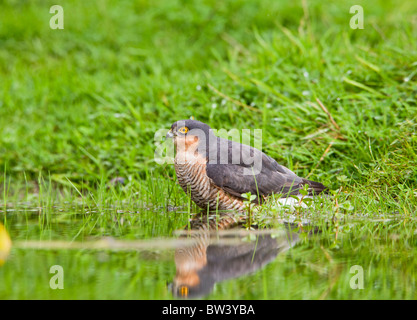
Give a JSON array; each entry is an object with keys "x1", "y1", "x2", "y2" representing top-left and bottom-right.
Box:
[{"x1": 166, "y1": 120, "x2": 212, "y2": 152}]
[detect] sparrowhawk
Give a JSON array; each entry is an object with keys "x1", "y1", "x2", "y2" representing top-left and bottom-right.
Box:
[{"x1": 166, "y1": 120, "x2": 327, "y2": 212}]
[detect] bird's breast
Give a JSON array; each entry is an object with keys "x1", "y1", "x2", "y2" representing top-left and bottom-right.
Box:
[
  {"x1": 174, "y1": 152, "x2": 245, "y2": 212},
  {"x1": 174, "y1": 153, "x2": 212, "y2": 207}
]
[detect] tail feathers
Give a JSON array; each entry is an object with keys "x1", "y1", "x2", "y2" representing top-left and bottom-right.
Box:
[{"x1": 302, "y1": 179, "x2": 328, "y2": 195}]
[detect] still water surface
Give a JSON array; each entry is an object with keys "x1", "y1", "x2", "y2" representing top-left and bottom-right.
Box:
[{"x1": 1, "y1": 204, "x2": 416, "y2": 299}]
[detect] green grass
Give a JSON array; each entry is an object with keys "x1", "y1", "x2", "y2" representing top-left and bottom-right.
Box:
[
  {"x1": 0, "y1": 0, "x2": 417, "y2": 300},
  {"x1": 0, "y1": 0, "x2": 416, "y2": 207}
]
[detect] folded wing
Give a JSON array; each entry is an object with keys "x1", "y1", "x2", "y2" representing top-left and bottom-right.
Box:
[{"x1": 206, "y1": 138, "x2": 326, "y2": 201}]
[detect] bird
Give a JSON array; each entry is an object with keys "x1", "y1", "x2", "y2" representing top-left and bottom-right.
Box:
[
  {"x1": 166, "y1": 119, "x2": 327, "y2": 212},
  {"x1": 172, "y1": 218, "x2": 300, "y2": 299}
]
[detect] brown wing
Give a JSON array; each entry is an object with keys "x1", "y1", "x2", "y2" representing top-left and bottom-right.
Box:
[{"x1": 206, "y1": 138, "x2": 326, "y2": 201}]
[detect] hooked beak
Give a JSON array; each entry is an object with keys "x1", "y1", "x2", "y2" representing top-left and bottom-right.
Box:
[{"x1": 166, "y1": 129, "x2": 175, "y2": 139}]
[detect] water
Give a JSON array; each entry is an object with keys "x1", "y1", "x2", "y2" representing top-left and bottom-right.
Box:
[{"x1": 1, "y1": 203, "x2": 416, "y2": 299}]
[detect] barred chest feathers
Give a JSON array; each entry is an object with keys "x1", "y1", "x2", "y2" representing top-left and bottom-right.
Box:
[{"x1": 174, "y1": 151, "x2": 245, "y2": 212}]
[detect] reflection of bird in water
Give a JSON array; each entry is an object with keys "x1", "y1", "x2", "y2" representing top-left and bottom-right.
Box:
[
  {"x1": 172, "y1": 214, "x2": 302, "y2": 299},
  {"x1": 166, "y1": 120, "x2": 327, "y2": 212}
]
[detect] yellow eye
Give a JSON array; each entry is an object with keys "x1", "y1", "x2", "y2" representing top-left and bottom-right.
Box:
[
  {"x1": 179, "y1": 286, "x2": 189, "y2": 297},
  {"x1": 178, "y1": 127, "x2": 189, "y2": 134}
]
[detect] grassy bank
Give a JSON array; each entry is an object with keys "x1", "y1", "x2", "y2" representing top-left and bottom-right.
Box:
[{"x1": 0, "y1": 0, "x2": 416, "y2": 215}]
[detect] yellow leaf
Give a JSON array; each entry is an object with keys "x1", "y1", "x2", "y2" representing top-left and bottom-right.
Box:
[{"x1": 0, "y1": 223, "x2": 12, "y2": 266}]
